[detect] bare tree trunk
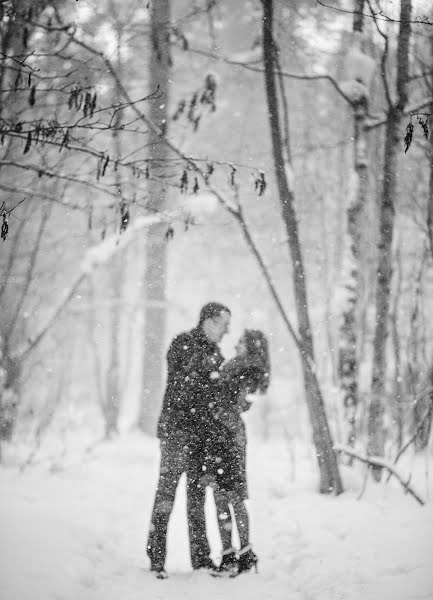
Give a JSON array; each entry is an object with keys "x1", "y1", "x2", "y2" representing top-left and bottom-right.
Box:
[
  {"x1": 368, "y1": 0, "x2": 412, "y2": 478},
  {"x1": 428, "y1": 113, "x2": 433, "y2": 257},
  {"x1": 338, "y1": 1, "x2": 369, "y2": 452},
  {"x1": 87, "y1": 280, "x2": 106, "y2": 423},
  {"x1": 138, "y1": 0, "x2": 171, "y2": 434},
  {"x1": 105, "y1": 245, "x2": 122, "y2": 436},
  {"x1": 427, "y1": 36, "x2": 433, "y2": 259},
  {"x1": 262, "y1": 0, "x2": 343, "y2": 494},
  {"x1": 413, "y1": 373, "x2": 433, "y2": 452},
  {"x1": 406, "y1": 248, "x2": 432, "y2": 452},
  {"x1": 105, "y1": 296, "x2": 121, "y2": 437},
  {"x1": 104, "y1": 40, "x2": 125, "y2": 437},
  {"x1": 390, "y1": 245, "x2": 404, "y2": 450}
]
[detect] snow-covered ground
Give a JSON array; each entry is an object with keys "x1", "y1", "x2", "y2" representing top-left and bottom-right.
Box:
[{"x1": 1, "y1": 433, "x2": 433, "y2": 600}]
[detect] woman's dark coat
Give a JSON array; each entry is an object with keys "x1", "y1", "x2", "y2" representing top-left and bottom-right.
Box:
[{"x1": 205, "y1": 358, "x2": 264, "y2": 500}]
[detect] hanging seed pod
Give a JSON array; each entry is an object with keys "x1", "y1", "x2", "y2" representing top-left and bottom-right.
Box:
[
  {"x1": 28, "y1": 85, "x2": 36, "y2": 106},
  {"x1": 23, "y1": 131, "x2": 32, "y2": 154},
  {"x1": 404, "y1": 120, "x2": 414, "y2": 153},
  {"x1": 417, "y1": 115, "x2": 429, "y2": 140},
  {"x1": 229, "y1": 165, "x2": 237, "y2": 188},
  {"x1": 180, "y1": 169, "x2": 188, "y2": 193},
  {"x1": 165, "y1": 225, "x2": 175, "y2": 241},
  {"x1": 101, "y1": 155, "x2": 110, "y2": 177},
  {"x1": 1, "y1": 212, "x2": 9, "y2": 241},
  {"x1": 120, "y1": 202, "x2": 129, "y2": 233},
  {"x1": 204, "y1": 162, "x2": 214, "y2": 185}
]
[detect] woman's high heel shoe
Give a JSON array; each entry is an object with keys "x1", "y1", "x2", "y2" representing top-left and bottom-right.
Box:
[
  {"x1": 235, "y1": 544, "x2": 258, "y2": 575},
  {"x1": 212, "y1": 547, "x2": 238, "y2": 577}
]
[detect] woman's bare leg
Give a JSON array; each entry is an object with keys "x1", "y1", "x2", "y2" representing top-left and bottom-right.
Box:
[
  {"x1": 214, "y1": 490, "x2": 233, "y2": 550},
  {"x1": 231, "y1": 497, "x2": 250, "y2": 548}
]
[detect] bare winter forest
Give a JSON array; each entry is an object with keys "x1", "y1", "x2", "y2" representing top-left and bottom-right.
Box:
[{"x1": 1, "y1": 1, "x2": 433, "y2": 598}]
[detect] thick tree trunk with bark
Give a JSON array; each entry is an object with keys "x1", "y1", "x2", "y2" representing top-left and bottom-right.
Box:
[
  {"x1": 368, "y1": 0, "x2": 412, "y2": 477},
  {"x1": 138, "y1": 0, "x2": 171, "y2": 434},
  {"x1": 262, "y1": 0, "x2": 343, "y2": 494}
]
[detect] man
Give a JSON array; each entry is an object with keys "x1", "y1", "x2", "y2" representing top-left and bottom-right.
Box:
[{"x1": 146, "y1": 302, "x2": 231, "y2": 578}]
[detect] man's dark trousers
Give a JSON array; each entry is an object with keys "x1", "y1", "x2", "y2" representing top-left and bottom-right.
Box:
[{"x1": 147, "y1": 435, "x2": 209, "y2": 570}]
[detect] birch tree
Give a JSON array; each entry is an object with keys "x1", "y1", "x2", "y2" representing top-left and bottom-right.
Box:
[{"x1": 337, "y1": 0, "x2": 372, "y2": 451}]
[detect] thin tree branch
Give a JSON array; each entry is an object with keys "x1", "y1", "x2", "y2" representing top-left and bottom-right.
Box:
[
  {"x1": 12, "y1": 210, "x2": 180, "y2": 361},
  {"x1": 0, "y1": 203, "x2": 30, "y2": 300},
  {"x1": 183, "y1": 45, "x2": 355, "y2": 105},
  {"x1": 316, "y1": 1, "x2": 432, "y2": 25},
  {"x1": 0, "y1": 184, "x2": 86, "y2": 212},
  {"x1": 391, "y1": 388, "x2": 433, "y2": 468},
  {"x1": 365, "y1": 97, "x2": 432, "y2": 130},
  {"x1": 0, "y1": 161, "x2": 135, "y2": 202},
  {"x1": 67, "y1": 33, "x2": 239, "y2": 216},
  {"x1": 0, "y1": 50, "x2": 39, "y2": 72},
  {"x1": 366, "y1": 0, "x2": 393, "y2": 109},
  {"x1": 6, "y1": 203, "x2": 52, "y2": 340},
  {"x1": 334, "y1": 444, "x2": 425, "y2": 505},
  {"x1": 14, "y1": 272, "x2": 87, "y2": 361},
  {"x1": 234, "y1": 206, "x2": 306, "y2": 361}
]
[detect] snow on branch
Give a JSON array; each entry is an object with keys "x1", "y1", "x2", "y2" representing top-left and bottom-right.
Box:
[
  {"x1": 226, "y1": 47, "x2": 263, "y2": 64},
  {"x1": 334, "y1": 444, "x2": 425, "y2": 506},
  {"x1": 14, "y1": 210, "x2": 180, "y2": 361},
  {"x1": 81, "y1": 209, "x2": 180, "y2": 273}
]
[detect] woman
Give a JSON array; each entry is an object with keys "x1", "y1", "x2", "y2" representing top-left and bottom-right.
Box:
[{"x1": 205, "y1": 329, "x2": 270, "y2": 577}]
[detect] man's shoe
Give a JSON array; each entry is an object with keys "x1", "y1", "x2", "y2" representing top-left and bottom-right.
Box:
[
  {"x1": 151, "y1": 564, "x2": 168, "y2": 579},
  {"x1": 155, "y1": 569, "x2": 168, "y2": 580}
]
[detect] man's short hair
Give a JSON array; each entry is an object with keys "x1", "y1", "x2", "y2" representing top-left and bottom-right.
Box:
[{"x1": 198, "y1": 302, "x2": 231, "y2": 325}]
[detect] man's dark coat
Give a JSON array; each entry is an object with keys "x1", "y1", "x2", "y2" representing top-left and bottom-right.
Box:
[
  {"x1": 147, "y1": 326, "x2": 225, "y2": 571},
  {"x1": 157, "y1": 326, "x2": 225, "y2": 449}
]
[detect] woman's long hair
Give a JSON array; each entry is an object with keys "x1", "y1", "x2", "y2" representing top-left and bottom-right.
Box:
[{"x1": 242, "y1": 329, "x2": 271, "y2": 393}]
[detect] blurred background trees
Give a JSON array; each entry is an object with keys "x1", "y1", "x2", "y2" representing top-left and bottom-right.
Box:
[{"x1": 1, "y1": 0, "x2": 432, "y2": 491}]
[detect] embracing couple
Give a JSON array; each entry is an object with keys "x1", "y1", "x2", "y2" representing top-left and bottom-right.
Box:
[{"x1": 146, "y1": 302, "x2": 270, "y2": 579}]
